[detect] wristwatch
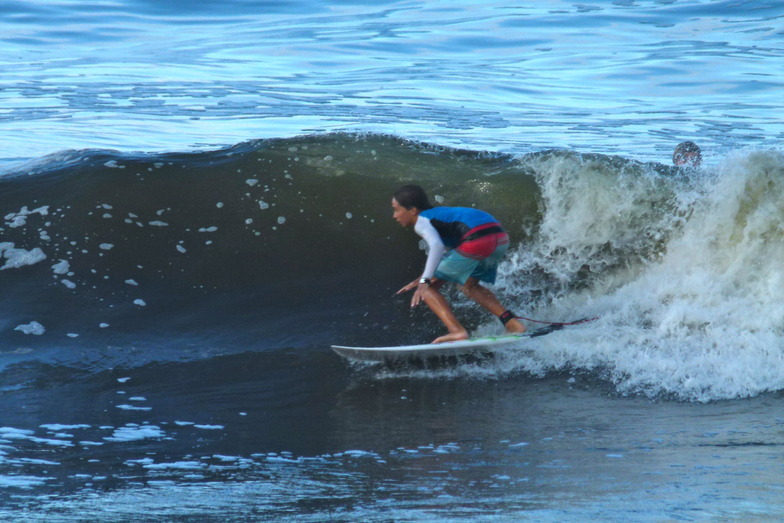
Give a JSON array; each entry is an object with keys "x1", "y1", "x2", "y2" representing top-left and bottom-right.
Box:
[{"x1": 419, "y1": 277, "x2": 431, "y2": 285}]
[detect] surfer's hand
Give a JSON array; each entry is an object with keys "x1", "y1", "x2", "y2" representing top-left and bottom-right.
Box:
[
  {"x1": 410, "y1": 284, "x2": 427, "y2": 308},
  {"x1": 396, "y1": 279, "x2": 419, "y2": 295}
]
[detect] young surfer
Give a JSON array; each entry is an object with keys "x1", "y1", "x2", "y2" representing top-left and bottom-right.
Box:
[{"x1": 392, "y1": 184, "x2": 526, "y2": 343}]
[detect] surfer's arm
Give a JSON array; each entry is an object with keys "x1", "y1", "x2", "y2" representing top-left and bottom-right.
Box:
[
  {"x1": 414, "y1": 216, "x2": 445, "y2": 280},
  {"x1": 395, "y1": 217, "x2": 445, "y2": 307}
]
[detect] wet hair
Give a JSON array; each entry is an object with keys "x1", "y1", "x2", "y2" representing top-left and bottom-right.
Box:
[
  {"x1": 673, "y1": 141, "x2": 702, "y2": 166},
  {"x1": 393, "y1": 184, "x2": 433, "y2": 211}
]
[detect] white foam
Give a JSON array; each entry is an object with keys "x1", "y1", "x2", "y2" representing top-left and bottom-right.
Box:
[
  {"x1": 104, "y1": 424, "x2": 164, "y2": 442},
  {"x1": 498, "y1": 150, "x2": 784, "y2": 401},
  {"x1": 213, "y1": 454, "x2": 241, "y2": 462},
  {"x1": 40, "y1": 424, "x2": 90, "y2": 431},
  {"x1": 4, "y1": 205, "x2": 49, "y2": 228},
  {"x1": 116, "y1": 404, "x2": 152, "y2": 411},
  {"x1": 0, "y1": 427, "x2": 73, "y2": 447},
  {"x1": 0, "y1": 427, "x2": 34, "y2": 438},
  {"x1": 340, "y1": 450, "x2": 379, "y2": 459},
  {"x1": 14, "y1": 321, "x2": 45, "y2": 335},
  {"x1": 51, "y1": 259, "x2": 70, "y2": 274},
  {"x1": 143, "y1": 461, "x2": 206, "y2": 470},
  {"x1": 0, "y1": 242, "x2": 46, "y2": 270},
  {"x1": 0, "y1": 475, "x2": 50, "y2": 488}
]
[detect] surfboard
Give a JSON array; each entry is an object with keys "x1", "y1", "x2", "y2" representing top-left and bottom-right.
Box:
[{"x1": 331, "y1": 324, "x2": 561, "y2": 363}]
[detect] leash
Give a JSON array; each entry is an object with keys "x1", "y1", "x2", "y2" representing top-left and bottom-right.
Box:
[{"x1": 514, "y1": 315, "x2": 599, "y2": 326}]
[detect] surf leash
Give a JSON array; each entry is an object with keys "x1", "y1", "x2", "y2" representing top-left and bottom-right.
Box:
[
  {"x1": 516, "y1": 315, "x2": 599, "y2": 326},
  {"x1": 502, "y1": 310, "x2": 599, "y2": 326}
]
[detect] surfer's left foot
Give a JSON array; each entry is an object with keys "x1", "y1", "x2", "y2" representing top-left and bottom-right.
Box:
[
  {"x1": 505, "y1": 318, "x2": 526, "y2": 334},
  {"x1": 432, "y1": 330, "x2": 469, "y2": 344}
]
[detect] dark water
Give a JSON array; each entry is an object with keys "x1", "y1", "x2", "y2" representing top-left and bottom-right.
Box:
[
  {"x1": 2, "y1": 357, "x2": 783, "y2": 520},
  {"x1": 1, "y1": 134, "x2": 544, "y2": 356},
  {"x1": 2, "y1": 0, "x2": 784, "y2": 520}
]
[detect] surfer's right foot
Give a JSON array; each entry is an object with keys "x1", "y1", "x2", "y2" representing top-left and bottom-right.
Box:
[{"x1": 432, "y1": 330, "x2": 469, "y2": 344}]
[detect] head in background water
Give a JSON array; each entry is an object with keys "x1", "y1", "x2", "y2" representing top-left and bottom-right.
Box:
[{"x1": 673, "y1": 141, "x2": 702, "y2": 167}]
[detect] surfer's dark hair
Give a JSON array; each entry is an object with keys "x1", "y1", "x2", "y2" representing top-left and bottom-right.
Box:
[{"x1": 393, "y1": 184, "x2": 433, "y2": 211}]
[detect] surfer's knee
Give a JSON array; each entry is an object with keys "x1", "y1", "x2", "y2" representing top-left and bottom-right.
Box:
[{"x1": 459, "y1": 278, "x2": 479, "y2": 296}]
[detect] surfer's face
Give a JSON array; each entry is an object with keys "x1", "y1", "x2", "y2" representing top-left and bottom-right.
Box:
[
  {"x1": 674, "y1": 151, "x2": 701, "y2": 167},
  {"x1": 392, "y1": 198, "x2": 418, "y2": 227}
]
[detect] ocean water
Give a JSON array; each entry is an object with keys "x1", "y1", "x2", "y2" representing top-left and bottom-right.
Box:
[{"x1": 2, "y1": 0, "x2": 783, "y2": 521}]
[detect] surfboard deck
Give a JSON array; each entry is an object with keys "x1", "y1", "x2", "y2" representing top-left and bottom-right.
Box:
[{"x1": 332, "y1": 324, "x2": 562, "y2": 363}]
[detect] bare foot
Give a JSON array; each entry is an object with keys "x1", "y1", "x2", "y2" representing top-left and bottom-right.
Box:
[
  {"x1": 432, "y1": 330, "x2": 469, "y2": 344},
  {"x1": 505, "y1": 318, "x2": 526, "y2": 334}
]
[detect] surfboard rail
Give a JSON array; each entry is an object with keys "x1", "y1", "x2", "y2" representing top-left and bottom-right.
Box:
[
  {"x1": 331, "y1": 324, "x2": 568, "y2": 363},
  {"x1": 331, "y1": 333, "x2": 528, "y2": 363}
]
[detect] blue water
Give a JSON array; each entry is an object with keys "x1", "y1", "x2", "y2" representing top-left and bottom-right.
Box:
[
  {"x1": 2, "y1": 1, "x2": 784, "y2": 520},
  {"x1": 2, "y1": 0, "x2": 781, "y2": 167}
]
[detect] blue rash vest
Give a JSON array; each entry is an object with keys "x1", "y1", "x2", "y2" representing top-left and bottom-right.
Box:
[
  {"x1": 418, "y1": 207, "x2": 500, "y2": 248},
  {"x1": 414, "y1": 207, "x2": 504, "y2": 279}
]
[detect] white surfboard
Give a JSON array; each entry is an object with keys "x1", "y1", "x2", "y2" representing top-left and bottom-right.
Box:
[{"x1": 332, "y1": 325, "x2": 561, "y2": 363}]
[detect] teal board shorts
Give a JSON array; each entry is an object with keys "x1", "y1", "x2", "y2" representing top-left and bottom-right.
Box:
[{"x1": 434, "y1": 235, "x2": 509, "y2": 285}]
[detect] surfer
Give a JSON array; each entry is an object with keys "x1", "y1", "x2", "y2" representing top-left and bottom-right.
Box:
[
  {"x1": 392, "y1": 184, "x2": 526, "y2": 343},
  {"x1": 673, "y1": 141, "x2": 702, "y2": 167}
]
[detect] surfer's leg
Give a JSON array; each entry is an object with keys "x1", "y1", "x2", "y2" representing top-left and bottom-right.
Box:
[
  {"x1": 460, "y1": 278, "x2": 526, "y2": 334},
  {"x1": 420, "y1": 283, "x2": 469, "y2": 343}
]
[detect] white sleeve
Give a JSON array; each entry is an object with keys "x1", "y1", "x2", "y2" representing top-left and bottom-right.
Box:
[{"x1": 414, "y1": 216, "x2": 445, "y2": 279}]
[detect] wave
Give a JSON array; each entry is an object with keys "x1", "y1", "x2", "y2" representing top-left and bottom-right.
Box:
[
  {"x1": 2, "y1": 132, "x2": 783, "y2": 401},
  {"x1": 0, "y1": 134, "x2": 539, "y2": 350},
  {"x1": 494, "y1": 148, "x2": 784, "y2": 402}
]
